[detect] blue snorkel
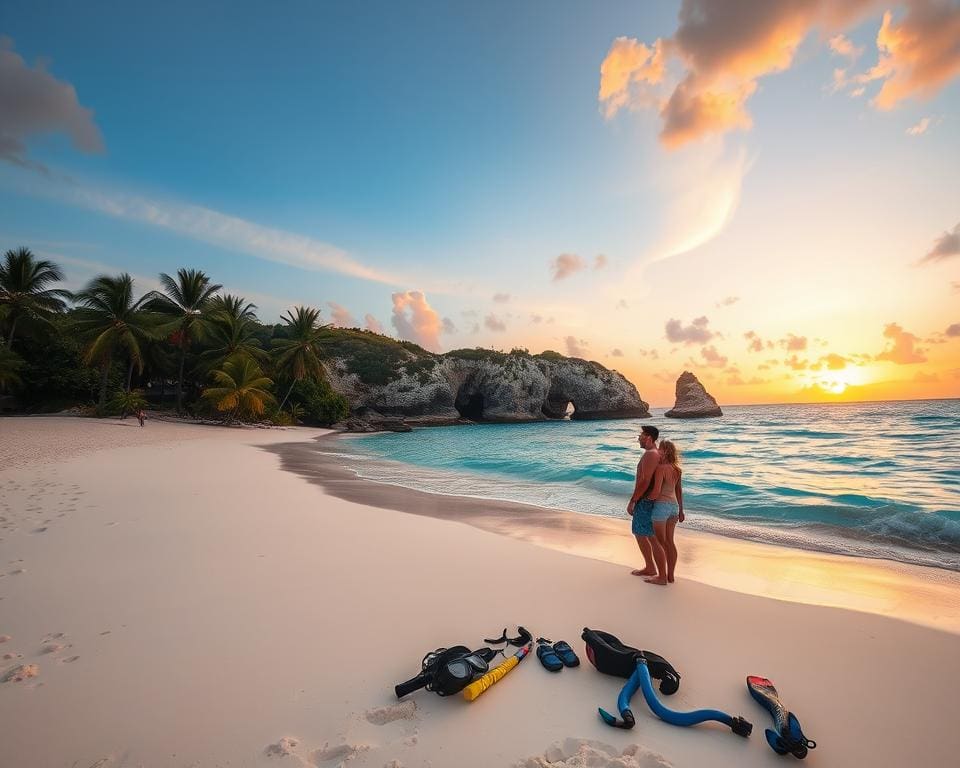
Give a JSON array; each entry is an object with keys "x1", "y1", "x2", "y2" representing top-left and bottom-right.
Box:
[{"x1": 599, "y1": 656, "x2": 753, "y2": 737}]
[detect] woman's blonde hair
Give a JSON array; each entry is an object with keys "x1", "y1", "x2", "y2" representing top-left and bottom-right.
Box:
[{"x1": 659, "y1": 440, "x2": 681, "y2": 473}]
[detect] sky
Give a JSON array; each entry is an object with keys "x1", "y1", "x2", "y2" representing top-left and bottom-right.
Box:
[{"x1": 1, "y1": 0, "x2": 958, "y2": 406}]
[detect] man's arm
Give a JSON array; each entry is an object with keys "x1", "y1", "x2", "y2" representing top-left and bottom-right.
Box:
[{"x1": 676, "y1": 474, "x2": 684, "y2": 522}]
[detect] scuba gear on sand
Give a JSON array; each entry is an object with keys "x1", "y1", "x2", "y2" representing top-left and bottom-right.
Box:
[
  {"x1": 599, "y1": 657, "x2": 752, "y2": 737},
  {"x1": 484, "y1": 626, "x2": 533, "y2": 648},
  {"x1": 747, "y1": 676, "x2": 816, "y2": 759},
  {"x1": 395, "y1": 646, "x2": 497, "y2": 699},
  {"x1": 582, "y1": 627, "x2": 680, "y2": 694},
  {"x1": 463, "y1": 642, "x2": 532, "y2": 701},
  {"x1": 583, "y1": 628, "x2": 750, "y2": 737}
]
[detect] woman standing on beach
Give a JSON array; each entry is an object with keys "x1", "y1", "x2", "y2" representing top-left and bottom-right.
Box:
[{"x1": 648, "y1": 440, "x2": 684, "y2": 585}]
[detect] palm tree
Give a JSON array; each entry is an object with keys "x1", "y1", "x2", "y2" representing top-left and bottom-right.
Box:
[
  {"x1": 0, "y1": 247, "x2": 71, "y2": 348},
  {"x1": 147, "y1": 268, "x2": 221, "y2": 413},
  {"x1": 271, "y1": 305, "x2": 327, "y2": 409},
  {"x1": 203, "y1": 355, "x2": 275, "y2": 423},
  {"x1": 72, "y1": 273, "x2": 159, "y2": 413},
  {"x1": 0, "y1": 345, "x2": 23, "y2": 391},
  {"x1": 199, "y1": 294, "x2": 268, "y2": 371}
]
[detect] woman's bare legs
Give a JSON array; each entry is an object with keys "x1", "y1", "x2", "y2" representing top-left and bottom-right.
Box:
[
  {"x1": 632, "y1": 535, "x2": 657, "y2": 576},
  {"x1": 664, "y1": 516, "x2": 679, "y2": 583},
  {"x1": 644, "y1": 525, "x2": 668, "y2": 585}
]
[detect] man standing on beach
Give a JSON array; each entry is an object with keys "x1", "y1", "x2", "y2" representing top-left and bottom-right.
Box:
[{"x1": 628, "y1": 425, "x2": 666, "y2": 583}]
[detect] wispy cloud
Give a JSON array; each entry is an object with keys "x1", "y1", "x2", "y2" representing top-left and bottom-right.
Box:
[{"x1": 364, "y1": 313, "x2": 384, "y2": 334}]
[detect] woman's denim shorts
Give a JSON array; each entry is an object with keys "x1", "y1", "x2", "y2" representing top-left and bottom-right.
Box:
[{"x1": 651, "y1": 500, "x2": 679, "y2": 522}]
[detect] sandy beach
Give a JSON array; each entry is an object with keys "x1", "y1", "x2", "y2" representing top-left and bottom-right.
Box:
[{"x1": 2, "y1": 417, "x2": 959, "y2": 768}]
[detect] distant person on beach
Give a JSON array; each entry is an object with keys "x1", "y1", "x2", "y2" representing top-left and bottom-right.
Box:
[
  {"x1": 136, "y1": 408, "x2": 145, "y2": 427},
  {"x1": 627, "y1": 424, "x2": 667, "y2": 583},
  {"x1": 648, "y1": 440, "x2": 684, "y2": 584}
]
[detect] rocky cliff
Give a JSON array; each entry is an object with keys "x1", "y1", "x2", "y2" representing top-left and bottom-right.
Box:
[
  {"x1": 664, "y1": 371, "x2": 722, "y2": 419},
  {"x1": 318, "y1": 330, "x2": 650, "y2": 428}
]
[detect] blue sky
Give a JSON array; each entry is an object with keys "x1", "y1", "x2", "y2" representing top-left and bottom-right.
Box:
[{"x1": 2, "y1": 1, "x2": 959, "y2": 404}]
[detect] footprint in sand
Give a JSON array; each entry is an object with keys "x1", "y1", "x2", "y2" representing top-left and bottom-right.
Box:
[
  {"x1": 100, "y1": 630, "x2": 111, "y2": 636},
  {"x1": 265, "y1": 737, "x2": 300, "y2": 757},
  {"x1": 8, "y1": 569, "x2": 25, "y2": 576},
  {"x1": 515, "y1": 739, "x2": 672, "y2": 768},
  {"x1": 0, "y1": 635, "x2": 12, "y2": 643},
  {"x1": 31, "y1": 527, "x2": 48, "y2": 534},
  {"x1": 61, "y1": 656, "x2": 80, "y2": 664},
  {"x1": 1, "y1": 663, "x2": 40, "y2": 683},
  {"x1": 364, "y1": 701, "x2": 417, "y2": 726},
  {"x1": 310, "y1": 743, "x2": 370, "y2": 765},
  {"x1": 40, "y1": 643, "x2": 69, "y2": 655}
]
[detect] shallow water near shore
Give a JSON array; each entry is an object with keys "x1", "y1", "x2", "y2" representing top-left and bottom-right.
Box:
[{"x1": 341, "y1": 399, "x2": 960, "y2": 571}]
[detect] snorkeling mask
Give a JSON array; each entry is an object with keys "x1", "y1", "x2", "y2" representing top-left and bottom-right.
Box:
[{"x1": 395, "y1": 646, "x2": 497, "y2": 698}]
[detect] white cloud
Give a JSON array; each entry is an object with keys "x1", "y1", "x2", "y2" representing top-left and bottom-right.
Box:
[
  {"x1": 906, "y1": 116, "x2": 931, "y2": 135},
  {"x1": 364, "y1": 313, "x2": 384, "y2": 334},
  {"x1": 391, "y1": 291, "x2": 443, "y2": 352},
  {"x1": 327, "y1": 301, "x2": 355, "y2": 328}
]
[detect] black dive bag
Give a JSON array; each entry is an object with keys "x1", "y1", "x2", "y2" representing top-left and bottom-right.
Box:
[{"x1": 581, "y1": 627, "x2": 681, "y2": 695}]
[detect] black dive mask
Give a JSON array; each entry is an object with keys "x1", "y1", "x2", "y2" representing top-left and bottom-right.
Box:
[{"x1": 395, "y1": 646, "x2": 497, "y2": 698}]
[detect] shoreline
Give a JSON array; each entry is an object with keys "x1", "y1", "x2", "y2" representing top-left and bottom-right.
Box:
[{"x1": 265, "y1": 432, "x2": 960, "y2": 634}]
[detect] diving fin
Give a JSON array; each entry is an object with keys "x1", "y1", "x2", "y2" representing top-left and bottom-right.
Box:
[{"x1": 747, "y1": 676, "x2": 816, "y2": 759}]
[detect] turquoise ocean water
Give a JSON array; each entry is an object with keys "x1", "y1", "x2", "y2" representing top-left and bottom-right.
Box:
[{"x1": 338, "y1": 400, "x2": 960, "y2": 571}]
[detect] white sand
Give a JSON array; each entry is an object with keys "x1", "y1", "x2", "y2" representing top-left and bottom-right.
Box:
[{"x1": 1, "y1": 416, "x2": 958, "y2": 768}]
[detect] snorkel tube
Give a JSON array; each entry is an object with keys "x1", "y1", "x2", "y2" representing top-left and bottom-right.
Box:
[{"x1": 599, "y1": 656, "x2": 753, "y2": 737}]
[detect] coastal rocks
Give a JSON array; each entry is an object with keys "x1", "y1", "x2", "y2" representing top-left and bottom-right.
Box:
[
  {"x1": 664, "y1": 371, "x2": 722, "y2": 419},
  {"x1": 323, "y1": 344, "x2": 650, "y2": 428}
]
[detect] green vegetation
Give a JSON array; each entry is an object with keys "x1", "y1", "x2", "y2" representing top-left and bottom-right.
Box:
[
  {"x1": 318, "y1": 327, "x2": 431, "y2": 385},
  {"x1": 0, "y1": 245, "x2": 347, "y2": 425},
  {"x1": 203, "y1": 355, "x2": 276, "y2": 422}
]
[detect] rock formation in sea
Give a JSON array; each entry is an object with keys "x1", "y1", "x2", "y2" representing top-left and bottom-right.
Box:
[
  {"x1": 664, "y1": 371, "x2": 722, "y2": 419},
  {"x1": 319, "y1": 330, "x2": 651, "y2": 429}
]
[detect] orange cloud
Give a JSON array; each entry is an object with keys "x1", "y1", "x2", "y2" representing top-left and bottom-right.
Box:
[
  {"x1": 364, "y1": 313, "x2": 384, "y2": 334},
  {"x1": 598, "y1": 37, "x2": 666, "y2": 119},
  {"x1": 829, "y1": 33, "x2": 864, "y2": 59},
  {"x1": 391, "y1": 291, "x2": 443, "y2": 352},
  {"x1": 600, "y1": 0, "x2": 878, "y2": 146},
  {"x1": 780, "y1": 333, "x2": 808, "y2": 351},
  {"x1": 876, "y1": 322, "x2": 927, "y2": 364},
  {"x1": 865, "y1": 3, "x2": 960, "y2": 110},
  {"x1": 819, "y1": 353, "x2": 849, "y2": 369}
]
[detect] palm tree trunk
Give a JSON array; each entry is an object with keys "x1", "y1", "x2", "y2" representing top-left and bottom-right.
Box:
[
  {"x1": 279, "y1": 377, "x2": 297, "y2": 410},
  {"x1": 98, "y1": 360, "x2": 110, "y2": 414},
  {"x1": 7, "y1": 315, "x2": 20, "y2": 348},
  {"x1": 176, "y1": 342, "x2": 186, "y2": 414},
  {"x1": 126, "y1": 358, "x2": 135, "y2": 392}
]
